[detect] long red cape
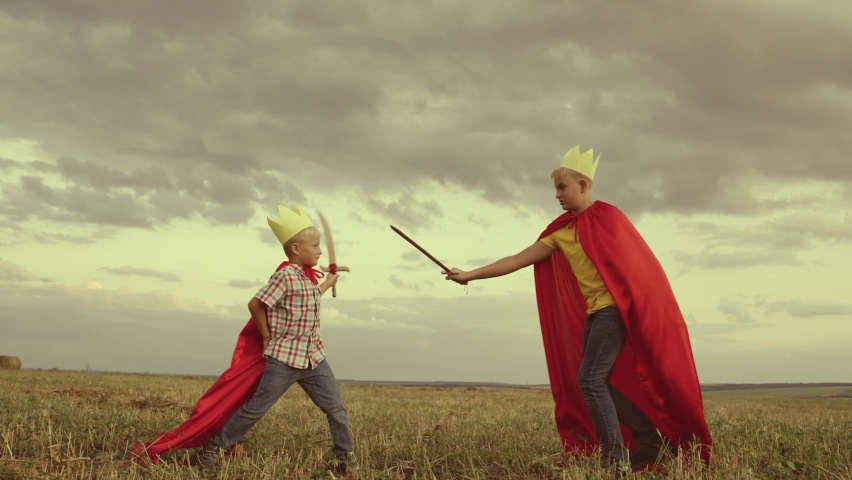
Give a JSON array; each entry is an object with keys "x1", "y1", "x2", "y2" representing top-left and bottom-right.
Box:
[
  {"x1": 132, "y1": 261, "x2": 319, "y2": 463},
  {"x1": 533, "y1": 201, "x2": 711, "y2": 462}
]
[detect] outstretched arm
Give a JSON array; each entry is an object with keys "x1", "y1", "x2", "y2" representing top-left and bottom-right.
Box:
[{"x1": 444, "y1": 241, "x2": 555, "y2": 284}]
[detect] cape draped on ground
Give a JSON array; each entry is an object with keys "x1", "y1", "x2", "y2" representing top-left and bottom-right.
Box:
[
  {"x1": 532, "y1": 201, "x2": 712, "y2": 462},
  {"x1": 132, "y1": 261, "x2": 320, "y2": 463}
]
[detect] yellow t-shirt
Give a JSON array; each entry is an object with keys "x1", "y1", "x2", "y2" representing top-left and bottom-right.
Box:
[{"x1": 540, "y1": 225, "x2": 615, "y2": 314}]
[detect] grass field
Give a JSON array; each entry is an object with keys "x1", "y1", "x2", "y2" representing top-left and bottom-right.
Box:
[
  {"x1": 701, "y1": 386, "x2": 852, "y2": 399},
  {"x1": 1, "y1": 370, "x2": 850, "y2": 479}
]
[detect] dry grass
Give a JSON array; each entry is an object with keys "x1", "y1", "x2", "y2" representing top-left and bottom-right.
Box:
[{"x1": 1, "y1": 369, "x2": 850, "y2": 479}]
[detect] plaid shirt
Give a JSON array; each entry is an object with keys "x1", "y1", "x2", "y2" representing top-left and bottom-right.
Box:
[{"x1": 254, "y1": 264, "x2": 325, "y2": 369}]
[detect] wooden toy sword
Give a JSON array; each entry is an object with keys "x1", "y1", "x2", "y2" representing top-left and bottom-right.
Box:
[{"x1": 389, "y1": 225, "x2": 467, "y2": 285}]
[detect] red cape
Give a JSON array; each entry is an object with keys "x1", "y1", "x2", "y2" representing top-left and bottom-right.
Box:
[
  {"x1": 132, "y1": 261, "x2": 319, "y2": 463},
  {"x1": 533, "y1": 201, "x2": 711, "y2": 462}
]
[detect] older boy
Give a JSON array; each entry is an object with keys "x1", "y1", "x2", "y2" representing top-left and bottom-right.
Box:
[
  {"x1": 444, "y1": 146, "x2": 711, "y2": 472},
  {"x1": 200, "y1": 206, "x2": 353, "y2": 474}
]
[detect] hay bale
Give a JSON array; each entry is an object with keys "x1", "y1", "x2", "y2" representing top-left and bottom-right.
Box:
[{"x1": 0, "y1": 356, "x2": 21, "y2": 370}]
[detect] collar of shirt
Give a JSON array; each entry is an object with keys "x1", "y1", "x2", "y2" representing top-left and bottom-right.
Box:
[{"x1": 285, "y1": 263, "x2": 324, "y2": 285}]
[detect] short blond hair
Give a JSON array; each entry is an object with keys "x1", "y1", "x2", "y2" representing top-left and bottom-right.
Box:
[
  {"x1": 283, "y1": 226, "x2": 320, "y2": 257},
  {"x1": 551, "y1": 167, "x2": 594, "y2": 190}
]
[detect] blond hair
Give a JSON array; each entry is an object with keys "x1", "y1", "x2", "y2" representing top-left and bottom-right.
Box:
[
  {"x1": 283, "y1": 226, "x2": 320, "y2": 257},
  {"x1": 551, "y1": 167, "x2": 594, "y2": 191}
]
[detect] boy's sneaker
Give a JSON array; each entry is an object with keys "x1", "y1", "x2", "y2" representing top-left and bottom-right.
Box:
[
  {"x1": 630, "y1": 441, "x2": 671, "y2": 470},
  {"x1": 199, "y1": 444, "x2": 224, "y2": 472},
  {"x1": 600, "y1": 457, "x2": 631, "y2": 479},
  {"x1": 330, "y1": 453, "x2": 358, "y2": 476},
  {"x1": 603, "y1": 460, "x2": 631, "y2": 479}
]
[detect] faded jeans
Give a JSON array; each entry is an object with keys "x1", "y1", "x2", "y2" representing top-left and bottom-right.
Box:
[
  {"x1": 578, "y1": 306, "x2": 659, "y2": 463},
  {"x1": 210, "y1": 356, "x2": 353, "y2": 459}
]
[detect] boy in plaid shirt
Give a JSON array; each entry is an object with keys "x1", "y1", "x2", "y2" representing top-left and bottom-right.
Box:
[{"x1": 200, "y1": 207, "x2": 354, "y2": 474}]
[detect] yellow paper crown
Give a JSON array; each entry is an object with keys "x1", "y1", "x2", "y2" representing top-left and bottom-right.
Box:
[
  {"x1": 559, "y1": 145, "x2": 600, "y2": 179},
  {"x1": 267, "y1": 206, "x2": 315, "y2": 245}
]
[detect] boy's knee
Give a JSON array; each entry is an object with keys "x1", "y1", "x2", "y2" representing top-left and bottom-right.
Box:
[
  {"x1": 325, "y1": 403, "x2": 348, "y2": 420},
  {"x1": 326, "y1": 398, "x2": 346, "y2": 413},
  {"x1": 577, "y1": 367, "x2": 603, "y2": 394},
  {"x1": 242, "y1": 390, "x2": 280, "y2": 416},
  {"x1": 577, "y1": 370, "x2": 591, "y2": 393}
]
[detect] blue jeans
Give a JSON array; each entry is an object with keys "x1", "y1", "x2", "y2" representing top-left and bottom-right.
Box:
[
  {"x1": 210, "y1": 356, "x2": 353, "y2": 459},
  {"x1": 578, "y1": 306, "x2": 659, "y2": 463}
]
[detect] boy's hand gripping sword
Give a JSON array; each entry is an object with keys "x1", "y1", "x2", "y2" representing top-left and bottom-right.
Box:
[
  {"x1": 389, "y1": 225, "x2": 468, "y2": 286},
  {"x1": 318, "y1": 211, "x2": 349, "y2": 297}
]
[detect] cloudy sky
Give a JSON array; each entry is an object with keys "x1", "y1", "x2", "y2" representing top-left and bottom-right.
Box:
[{"x1": 1, "y1": 1, "x2": 851, "y2": 384}]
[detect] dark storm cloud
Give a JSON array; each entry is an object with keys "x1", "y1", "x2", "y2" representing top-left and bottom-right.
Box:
[
  {"x1": 672, "y1": 211, "x2": 852, "y2": 268},
  {"x1": 0, "y1": 258, "x2": 53, "y2": 283},
  {"x1": 388, "y1": 274, "x2": 419, "y2": 291},
  {"x1": 396, "y1": 250, "x2": 442, "y2": 274},
  {"x1": 400, "y1": 251, "x2": 421, "y2": 262},
  {"x1": 0, "y1": 223, "x2": 116, "y2": 246},
  {"x1": 466, "y1": 256, "x2": 501, "y2": 267},
  {"x1": 0, "y1": 157, "x2": 306, "y2": 229},
  {"x1": 0, "y1": 158, "x2": 18, "y2": 170},
  {"x1": 367, "y1": 197, "x2": 443, "y2": 231},
  {"x1": 55, "y1": 157, "x2": 172, "y2": 190},
  {"x1": 256, "y1": 227, "x2": 282, "y2": 246},
  {"x1": 37, "y1": 231, "x2": 104, "y2": 245},
  {"x1": 1, "y1": 175, "x2": 155, "y2": 227},
  {"x1": 101, "y1": 266, "x2": 182, "y2": 282},
  {"x1": 1, "y1": 0, "x2": 850, "y2": 231},
  {"x1": 717, "y1": 297, "x2": 755, "y2": 324}
]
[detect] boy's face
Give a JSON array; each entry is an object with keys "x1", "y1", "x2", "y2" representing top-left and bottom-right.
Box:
[
  {"x1": 291, "y1": 234, "x2": 323, "y2": 267},
  {"x1": 553, "y1": 175, "x2": 587, "y2": 212}
]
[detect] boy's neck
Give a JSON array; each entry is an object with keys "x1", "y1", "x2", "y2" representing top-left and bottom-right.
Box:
[
  {"x1": 570, "y1": 198, "x2": 594, "y2": 215},
  {"x1": 285, "y1": 256, "x2": 309, "y2": 267}
]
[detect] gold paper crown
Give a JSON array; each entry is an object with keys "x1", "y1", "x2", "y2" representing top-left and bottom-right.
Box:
[
  {"x1": 267, "y1": 206, "x2": 315, "y2": 245},
  {"x1": 559, "y1": 145, "x2": 600, "y2": 179}
]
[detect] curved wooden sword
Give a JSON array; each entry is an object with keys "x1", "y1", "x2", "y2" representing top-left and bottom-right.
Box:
[{"x1": 318, "y1": 211, "x2": 349, "y2": 297}]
